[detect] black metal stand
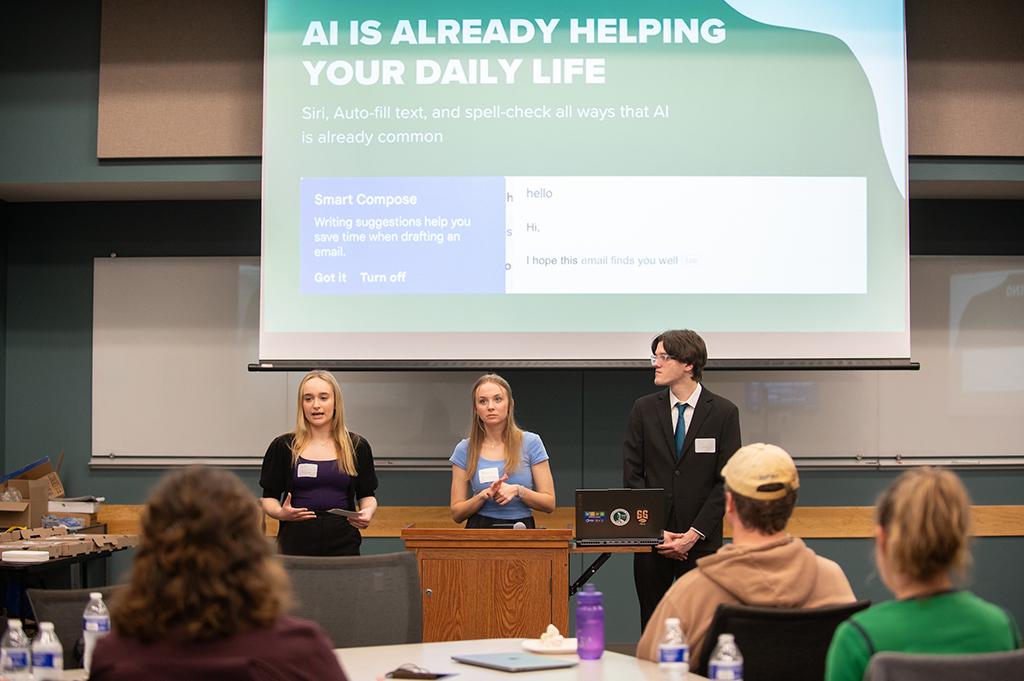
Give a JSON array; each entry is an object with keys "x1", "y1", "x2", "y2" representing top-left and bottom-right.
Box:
[{"x1": 569, "y1": 552, "x2": 611, "y2": 598}]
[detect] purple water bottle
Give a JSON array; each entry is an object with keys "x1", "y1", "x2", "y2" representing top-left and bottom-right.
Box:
[{"x1": 576, "y1": 583, "x2": 604, "y2": 659}]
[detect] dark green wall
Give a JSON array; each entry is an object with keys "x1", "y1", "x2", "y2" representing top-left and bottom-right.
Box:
[
  {"x1": 3, "y1": 1, "x2": 1023, "y2": 648},
  {"x1": 2, "y1": 201, "x2": 260, "y2": 493},
  {"x1": 0, "y1": 2, "x2": 258, "y2": 188},
  {"x1": 1, "y1": 202, "x2": 6, "y2": 467},
  {"x1": 3, "y1": 200, "x2": 1024, "y2": 644}
]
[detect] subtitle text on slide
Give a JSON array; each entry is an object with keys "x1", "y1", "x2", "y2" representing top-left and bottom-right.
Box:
[{"x1": 297, "y1": 102, "x2": 671, "y2": 146}]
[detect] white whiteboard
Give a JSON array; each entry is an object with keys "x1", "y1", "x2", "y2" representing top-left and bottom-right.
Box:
[
  {"x1": 92, "y1": 257, "x2": 476, "y2": 466},
  {"x1": 92, "y1": 256, "x2": 1024, "y2": 466},
  {"x1": 715, "y1": 256, "x2": 1024, "y2": 461},
  {"x1": 92, "y1": 257, "x2": 283, "y2": 461}
]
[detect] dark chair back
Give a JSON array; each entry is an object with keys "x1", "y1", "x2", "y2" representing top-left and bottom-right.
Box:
[
  {"x1": 27, "y1": 585, "x2": 126, "y2": 669},
  {"x1": 280, "y1": 550, "x2": 422, "y2": 648},
  {"x1": 867, "y1": 649, "x2": 1024, "y2": 681},
  {"x1": 695, "y1": 600, "x2": 871, "y2": 681}
]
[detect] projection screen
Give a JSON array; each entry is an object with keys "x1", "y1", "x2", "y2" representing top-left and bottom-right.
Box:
[{"x1": 260, "y1": 1, "x2": 909, "y2": 366}]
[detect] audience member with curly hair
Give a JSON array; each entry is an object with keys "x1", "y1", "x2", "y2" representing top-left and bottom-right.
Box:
[{"x1": 90, "y1": 466, "x2": 349, "y2": 681}]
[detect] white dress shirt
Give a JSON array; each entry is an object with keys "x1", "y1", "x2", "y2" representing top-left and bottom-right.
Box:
[{"x1": 668, "y1": 382, "x2": 705, "y2": 540}]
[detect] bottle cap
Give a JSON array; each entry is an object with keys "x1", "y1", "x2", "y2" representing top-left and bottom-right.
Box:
[
  {"x1": 665, "y1": 617, "x2": 680, "y2": 626},
  {"x1": 578, "y1": 583, "x2": 602, "y2": 603},
  {"x1": 7, "y1": 618, "x2": 22, "y2": 627},
  {"x1": 39, "y1": 622, "x2": 54, "y2": 631},
  {"x1": 90, "y1": 592, "x2": 102, "y2": 599},
  {"x1": 719, "y1": 633, "x2": 734, "y2": 643}
]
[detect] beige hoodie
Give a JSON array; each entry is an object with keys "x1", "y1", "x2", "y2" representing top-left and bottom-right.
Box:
[{"x1": 636, "y1": 535, "x2": 854, "y2": 667}]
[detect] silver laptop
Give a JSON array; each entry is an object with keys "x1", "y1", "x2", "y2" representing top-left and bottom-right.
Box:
[
  {"x1": 451, "y1": 653, "x2": 577, "y2": 672},
  {"x1": 574, "y1": 488, "x2": 666, "y2": 547}
]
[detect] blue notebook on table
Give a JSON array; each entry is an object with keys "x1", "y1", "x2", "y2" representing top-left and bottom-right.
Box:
[{"x1": 451, "y1": 653, "x2": 577, "y2": 672}]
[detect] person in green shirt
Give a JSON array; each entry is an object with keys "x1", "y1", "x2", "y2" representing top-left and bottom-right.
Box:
[{"x1": 825, "y1": 467, "x2": 1021, "y2": 681}]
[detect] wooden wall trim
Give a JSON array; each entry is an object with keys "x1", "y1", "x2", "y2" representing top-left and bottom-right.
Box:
[{"x1": 98, "y1": 504, "x2": 1024, "y2": 539}]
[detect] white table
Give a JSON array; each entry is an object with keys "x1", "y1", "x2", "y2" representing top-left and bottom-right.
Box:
[
  {"x1": 334, "y1": 638, "x2": 709, "y2": 681},
  {"x1": 60, "y1": 671, "x2": 87, "y2": 680}
]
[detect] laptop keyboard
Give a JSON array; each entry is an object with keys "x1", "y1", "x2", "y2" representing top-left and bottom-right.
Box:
[{"x1": 575, "y1": 538, "x2": 662, "y2": 546}]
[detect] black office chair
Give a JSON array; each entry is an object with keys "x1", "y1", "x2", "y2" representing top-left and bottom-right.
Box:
[
  {"x1": 280, "y1": 551, "x2": 422, "y2": 648},
  {"x1": 27, "y1": 585, "x2": 125, "y2": 669},
  {"x1": 867, "y1": 649, "x2": 1024, "y2": 681},
  {"x1": 695, "y1": 600, "x2": 871, "y2": 681}
]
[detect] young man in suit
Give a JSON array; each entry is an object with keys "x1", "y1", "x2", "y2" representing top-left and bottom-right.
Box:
[{"x1": 623, "y1": 329, "x2": 742, "y2": 631}]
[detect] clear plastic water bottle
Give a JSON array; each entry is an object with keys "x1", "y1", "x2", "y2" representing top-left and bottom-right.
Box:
[
  {"x1": 82, "y1": 591, "x2": 111, "y2": 672},
  {"x1": 575, "y1": 583, "x2": 604, "y2": 660},
  {"x1": 0, "y1": 618, "x2": 32, "y2": 681},
  {"x1": 657, "y1": 617, "x2": 689, "y2": 678},
  {"x1": 708, "y1": 633, "x2": 744, "y2": 680},
  {"x1": 30, "y1": 622, "x2": 63, "y2": 681}
]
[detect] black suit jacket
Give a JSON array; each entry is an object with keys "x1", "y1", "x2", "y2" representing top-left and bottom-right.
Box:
[{"x1": 623, "y1": 386, "x2": 741, "y2": 550}]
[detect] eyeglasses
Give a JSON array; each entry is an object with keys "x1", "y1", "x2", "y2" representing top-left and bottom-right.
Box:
[{"x1": 650, "y1": 353, "x2": 677, "y2": 365}]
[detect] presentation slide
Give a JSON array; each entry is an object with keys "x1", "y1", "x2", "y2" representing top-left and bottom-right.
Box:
[{"x1": 261, "y1": 1, "x2": 908, "y2": 364}]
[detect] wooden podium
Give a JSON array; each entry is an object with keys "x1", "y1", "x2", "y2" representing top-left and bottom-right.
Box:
[{"x1": 401, "y1": 527, "x2": 572, "y2": 642}]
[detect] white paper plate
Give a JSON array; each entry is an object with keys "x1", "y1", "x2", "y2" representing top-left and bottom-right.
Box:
[
  {"x1": 522, "y1": 638, "x2": 579, "y2": 654},
  {"x1": 2, "y1": 550, "x2": 50, "y2": 563}
]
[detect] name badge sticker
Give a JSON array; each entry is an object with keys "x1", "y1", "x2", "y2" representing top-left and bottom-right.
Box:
[
  {"x1": 478, "y1": 467, "x2": 500, "y2": 484},
  {"x1": 695, "y1": 438, "x2": 716, "y2": 453},
  {"x1": 296, "y1": 462, "x2": 319, "y2": 478}
]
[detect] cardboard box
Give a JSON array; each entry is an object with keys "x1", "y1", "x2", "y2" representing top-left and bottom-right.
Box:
[
  {"x1": 88, "y1": 534, "x2": 139, "y2": 550},
  {"x1": 0, "y1": 479, "x2": 50, "y2": 529},
  {"x1": 17, "y1": 460, "x2": 65, "y2": 499},
  {"x1": 24, "y1": 537, "x2": 92, "y2": 558},
  {"x1": 16, "y1": 541, "x2": 65, "y2": 559},
  {"x1": 0, "y1": 529, "x2": 138, "y2": 564},
  {"x1": 0, "y1": 458, "x2": 66, "y2": 530},
  {"x1": 0, "y1": 525, "x2": 139, "y2": 564},
  {"x1": 17, "y1": 526, "x2": 70, "y2": 540},
  {"x1": 48, "y1": 498, "x2": 101, "y2": 514}
]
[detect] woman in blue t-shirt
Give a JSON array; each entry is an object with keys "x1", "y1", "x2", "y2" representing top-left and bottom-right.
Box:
[{"x1": 449, "y1": 374, "x2": 556, "y2": 528}]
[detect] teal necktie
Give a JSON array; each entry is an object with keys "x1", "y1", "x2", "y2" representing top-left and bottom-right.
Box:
[{"x1": 675, "y1": 403, "x2": 687, "y2": 460}]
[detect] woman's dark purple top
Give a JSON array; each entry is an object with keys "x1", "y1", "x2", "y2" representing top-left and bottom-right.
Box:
[
  {"x1": 291, "y1": 456, "x2": 351, "y2": 511},
  {"x1": 259, "y1": 433, "x2": 377, "y2": 511}
]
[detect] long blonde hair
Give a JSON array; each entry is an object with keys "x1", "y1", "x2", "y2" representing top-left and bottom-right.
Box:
[
  {"x1": 466, "y1": 374, "x2": 524, "y2": 476},
  {"x1": 876, "y1": 467, "x2": 972, "y2": 583},
  {"x1": 290, "y1": 370, "x2": 358, "y2": 476}
]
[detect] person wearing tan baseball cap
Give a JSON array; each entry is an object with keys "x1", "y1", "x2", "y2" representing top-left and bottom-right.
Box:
[
  {"x1": 721, "y1": 442, "x2": 800, "y2": 501},
  {"x1": 637, "y1": 443, "x2": 856, "y2": 669}
]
